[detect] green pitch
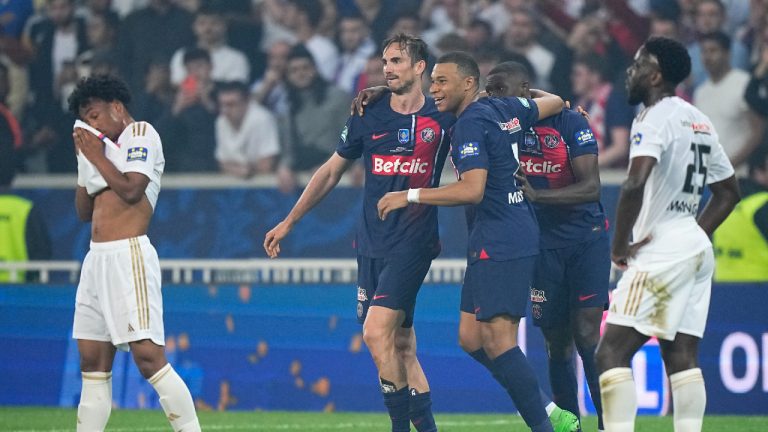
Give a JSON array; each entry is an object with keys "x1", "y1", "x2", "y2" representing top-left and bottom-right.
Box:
[{"x1": 1, "y1": 407, "x2": 766, "y2": 431}]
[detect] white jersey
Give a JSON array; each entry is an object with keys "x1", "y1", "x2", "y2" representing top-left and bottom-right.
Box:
[
  {"x1": 75, "y1": 120, "x2": 165, "y2": 209},
  {"x1": 629, "y1": 96, "x2": 734, "y2": 257}
]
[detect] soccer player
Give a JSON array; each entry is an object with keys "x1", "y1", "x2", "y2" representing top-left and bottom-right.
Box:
[
  {"x1": 594, "y1": 37, "x2": 740, "y2": 432},
  {"x1": 264, "y1": 34, "x2": 454, "y2": 432},
  {"x1": 68, "y1": 75, "x2": 200, "y2": 432},
  {"x1": 472, "y1": 61, "x2": 609, "y2": 430},
  {"x1": 378, "y1": 51, "x2": 564, "y2": 432}
]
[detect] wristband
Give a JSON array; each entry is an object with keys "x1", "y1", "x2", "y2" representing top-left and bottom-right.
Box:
[{"x1": 407, "y1": 188, "x2": 421, "y2": 204}]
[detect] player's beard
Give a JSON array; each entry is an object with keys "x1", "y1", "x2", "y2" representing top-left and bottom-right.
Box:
[{"x1": 390, "y1": 77, "x2": 415, "y2": 95}]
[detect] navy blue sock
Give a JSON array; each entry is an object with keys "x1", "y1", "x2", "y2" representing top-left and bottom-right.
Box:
[
  {"x1": 578, "y1": 344, "x2": 603, "y2": 430},
  {"x1": 382, "y1": 384, "x2": 411, "y2": 432},
  {"x1": 409, "y1": 390, "x2": 437, "y2": 432},
  {"x1": 493, "y1": 347, "x2": 553, "y2": 432},
  {"x1": 548, "y1": 356, "x2": 579, "y2": 419},
  {"x1": 467, "y1": 348, "x2": 495, "y2": 371}
]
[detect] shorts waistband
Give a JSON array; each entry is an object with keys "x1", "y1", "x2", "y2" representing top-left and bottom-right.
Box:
[{"x1": 90, "y1": 235, "x2": 150, "y2": 251}]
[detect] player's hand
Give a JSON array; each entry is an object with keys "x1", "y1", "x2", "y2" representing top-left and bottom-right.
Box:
[
  {"x1": 565, "y1": 101, "x2": 591, "y2": 121},
  {"x1": 514, "y1": 170, "x2": 538, "y2": 202},
  {"x1": 377, "y1": 191, "x2": 408, "y2": 221},
  {"x1": 73, "y1": 128, "x2": 105, "y2": 163},
  {"x1": 264, "y1": 220, "x2": 294, "y2": 259},
  {"x1": 350, "y1": 85, "x2": 388, "y2": 116},
  {"x1": 611, "y1": 236, "x2": 652, "y2": 270}
]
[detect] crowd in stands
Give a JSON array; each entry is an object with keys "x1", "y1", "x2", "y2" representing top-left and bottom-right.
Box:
[{"x1": 1, "y1": 0, "x2": 768, "y2": 191}]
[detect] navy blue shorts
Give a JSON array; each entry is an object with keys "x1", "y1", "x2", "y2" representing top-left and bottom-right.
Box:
[
  {"x1": 530, "y1": 234, "x2": 610, "y2": 328},
  {"x1": 357, "y1": 252, "x2": 432, "y2": 328},
  {"x1": 459, "y1": 255, "x2": 537, "y2": 322}
]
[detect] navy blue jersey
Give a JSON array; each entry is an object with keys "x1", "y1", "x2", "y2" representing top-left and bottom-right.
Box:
[
  {"x1": 451, "y1": 96, "x2": 540, "y2": 262},
  {"x1": 519, "y1": 109, "x2": 607, "y2": 249},
  {"x1": 336, "y1": 94, "x2": 455, "y2": 258}
]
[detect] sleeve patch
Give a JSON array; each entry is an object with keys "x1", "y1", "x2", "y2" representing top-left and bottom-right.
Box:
[
  {"x1": 517, "y1": 97, "x2": 530, "y2": 108},
  {"x1": 127, "y1": 147, "x2": 148, "y2": 162},
  {"x1": 631, "y1": 133, "x2": 643, "y2": 146},
  {"x1": 574, "y1": 129, "x2": 596, "y2": 146},
  {"x1": 459, "y1": 142, "x2": 480, "y2": 159},
  {"x1": 340, "y1": 125, "x2": 348, "y2": 142}
]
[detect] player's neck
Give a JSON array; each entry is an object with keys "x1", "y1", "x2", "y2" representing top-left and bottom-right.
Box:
[
  {"x1": 390, "y1": 89, "x2": 425, "y2": 115},
  {"x1": 455, "y1": 91, "x2": 479, "y2": 117},
  {"x1": 645, "y1": 87, "x2": 675, "y2": 107}
]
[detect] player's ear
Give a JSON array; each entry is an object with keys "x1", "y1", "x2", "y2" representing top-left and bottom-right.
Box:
[{"x1": 414, "y1": 59, "x2": 426, "y2": 76}]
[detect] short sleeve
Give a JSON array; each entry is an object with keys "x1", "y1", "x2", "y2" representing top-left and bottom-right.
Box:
[
  {"x1": 123, "y1": 122, "x2": 160, "y2": 178},
  {"x1": 450, "y1": 116, "x2": 488, "y2": 174},
  {"x1": 335, "y1": 115, "x2": 364, "y2": 160},
  {"x1": 628, "y1": 120, "x2": 665, "y2": 161},
  {"x1": 561, "y1": 110, "x2": 598, "y2": 158},
  {"x1": 705, "y1": 130, "x2": 735, "y2": 184}
]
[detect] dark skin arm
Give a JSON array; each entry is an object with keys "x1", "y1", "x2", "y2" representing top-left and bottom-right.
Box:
[
  {"x1": 75, "y1": 186, "x2": 95, "y2": 222},
  {"x1": 697, "y1": 175, "x2": 740, "y2": 236},
  {"x1": 515, "y1": 154, "x2": 600, "y2": 204},
  {"x1": 611, "y1": 156, "x2": 656, "y2": 269},
  {"x1": 73, "y1": 128, "x2": 150, "y2": 205}
]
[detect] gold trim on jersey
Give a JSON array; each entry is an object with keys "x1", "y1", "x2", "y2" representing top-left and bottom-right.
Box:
[
  {"x1": 132, "y1": 122, "x2": 147, "y2": 137},
  {"x1": 149, "y1": 365, "x2": 172, "y2": 385},
  {"x1": 624, "y1": 271, "x2": 648, "y2": 316},
  {"x1": 129, "y1": 238, "x2": 149, "y2": 330},
  {"x1": 82, "y1": 372, "x2": 112, "y2": 381}
]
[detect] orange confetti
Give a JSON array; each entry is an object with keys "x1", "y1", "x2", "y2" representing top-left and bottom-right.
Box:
[
  {"x1": 311, "y1": 377, "x2": 331, "y2": 397},
  {"x1": 165, "y1": 336, "x2": 177, "y2": 353},
  {"x1": 257, "y1": 340, "x2": 269, "y2": 357},
  {"x1": 294, "y1": 377, "x2": 305, "y2": 388},
  {"x1": 324, "y1": 402, "x2": 336, "y2": 413},
  {"x1": 349, "y1": 333, "x2": 363, "y2": 353},
  {"x1": 225, "y1": 314, "x2": 235, "y2": 333},
  {"x1": 178, "y1": 333, "x2": 190, "y2": 351},
  {"x1": 238, "y1": 284, "x2": 252, "y2": 303},
  {"x1": 290, "y1": 360, "x2": 302, "y2": 376}
]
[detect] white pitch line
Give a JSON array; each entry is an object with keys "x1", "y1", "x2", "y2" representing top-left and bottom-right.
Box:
[{"x1": 7, "y1": 418, "x2": 519, "y2": 432}]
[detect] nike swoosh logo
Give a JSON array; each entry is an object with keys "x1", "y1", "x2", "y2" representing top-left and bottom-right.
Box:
[
  {"x1": 373, "y1": 295, "x2": 389, "y2": 300},
  {"x1": 579, "y1": 294, "x2": 598, "y2": 301},
  {"x1": 372, "y1": 133, "x2": 389, "y2": 140}
]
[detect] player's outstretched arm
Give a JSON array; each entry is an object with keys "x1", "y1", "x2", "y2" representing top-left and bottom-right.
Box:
[
  {"x1": 697, "y1": 175, "x2": 740, "y2": 236},
  {"x1": 611, "y1": 156, "x2": 656, "y2": 269},
  {"x1": 350, "y1": 86, "x2": 389, "y2": 116},
  {"x1": 73, "y1": 128, "x2": 150, "y2": 205},
  {"x1": 515, "y1": 154, "x2": 601, "y2": 204},
  {"x1": 377, "y1": 169, "x2": 486, "y2": 220},
  {"x1": 264, "y1": 153, "x2": 354, "y2": 258},
  {"x1": 530, "y1": 88, "x2": 564, "y2": 119},
  {"x1": 75, "y1": 186, "x2": 95, "y2": 222}
]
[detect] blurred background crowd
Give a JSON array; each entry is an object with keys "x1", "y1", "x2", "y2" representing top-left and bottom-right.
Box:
[{"x1": 1, "y1": 0, "x2": 768, "y2": 191}]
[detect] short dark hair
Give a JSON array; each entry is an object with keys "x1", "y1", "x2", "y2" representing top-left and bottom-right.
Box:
[
  {"x1": 436, "y1": 51, "x2": 480, "y2": 89},
  {"x1": 216, "y1": 81, "x2": 250, "y2": 99},
  {"x1": 489, "y1": 61, "x2": 532, "y2": 82},
  {"x1": 183, "y1": 47, "x2": 211, "y2": 65},
  {"x1": 287, "y1": 0, "x2": 323, "y2": 29},
  {"x1": 699, "y1": 31, "x2": 731, "y2": 51},
  {"x1": 697, "y1": 0, "x2": 725, "y2": 13},
  {"x1": 644, "y1": 36, "x2": 691, "y2": 86},
  {"x1": 67, "y1": 74, "x2": 131, "y2": 118},
  {"x1": 381, "y1": 33, "x2": 429, "y2": 65}
]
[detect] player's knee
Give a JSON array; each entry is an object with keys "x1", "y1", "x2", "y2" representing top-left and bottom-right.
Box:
[
  {"x1": 394, "y1": 333, "x2": 415, "y2": 358},
  {"x1": 132, "y1": 353, "x2": 166, "y2": 379},
  {"x1": 662, "y1": 348, "x2": 698, "y2": 375},
  {"x1": 79, "y1": 357, "x2": 109, "y2": 373},
  {"x1": 573, "y1": 324, "x2": 600, "y2": 350},
  {"x1": 546, "y1": 338, "x2": 574, "y2": 361},
  {"x1": 362, "y1": 324, "x2": 394, "y2": 353},
  {"x1": 458, "y1": 326, "x2": 482, "y2": 354},
  {"x1": 594, "y1": 342, "x2": 618, "y2": 372}
]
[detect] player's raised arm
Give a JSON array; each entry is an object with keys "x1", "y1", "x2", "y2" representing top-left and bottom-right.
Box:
[
  {"x1": 530, "y1": 88, "x2": 564, "y2": 119},
  {"x1": 264, "y1": 152, "x2": 354, "y2": 258}
]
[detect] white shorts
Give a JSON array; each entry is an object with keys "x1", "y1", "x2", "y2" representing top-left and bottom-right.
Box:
[
  {"x1": 72, "y1": 235, "x2": 164, "y2": 351},
  {"x1": 606, "y1": 247, "x2": 714, "y2": 341}
]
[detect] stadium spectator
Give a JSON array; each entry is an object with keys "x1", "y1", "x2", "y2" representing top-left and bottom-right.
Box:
[
  {"x1": 132, "y1": 56, "x2": 175, "y2": 125},
  {"x1": 694, "y1": 31, "x2": 765, "y2": 174},
  {"x1": 276, "y1": 45, "x2": 350, "y2": 190},
  {"x1": 0, "y1": 140, "x2": 51, "y2": 283},
  {"x1": 501, "y1": 8, "x2": 556, "y2": 90},
  {"x1": 464, "y1": 19, "x2": 497, "y2": 53},
  {"x1": 215, "y1": 81, "x2": 280, "y2": 178},
  {"x1": 170, "y1": 7, "x2": 250, "y2": 86},
  {"x1": 116, "y1": 0, "x2": 195, "y2": 93},
  {"x1": 687, "y1": 0, "x2": 749, "y2": 88},
  {"x1": 746, "y1": 36, "x2": 768, "y2": 116},
  {"x1": 714, "y1": 145, "x2": 768, "y2": 282},
  {"x1": 251, "y1": 39, "x2": 292, "y2": 116},
  {"x1": 163, "y1": 48, "x2": 217, "y2": 172},
  {"x1": 386, "y1": 12, "x2": 421, "y2": 40},
  {"x1": 354, "y1": 52, "x2": 387, "y2": 94},
  {"x1": 419, "y1": 0, "x2": 469, "y2": 47},
  {"x1": 0, "y1": 64, "x2": 22, "y2": 158},
  {"x1": 342, "y1": 0, "x2": 404, "y2": 45},
  {"x1": 333, "y1": 12, "x2": 375, "y2": 95},
  {"x1": 571, "y1": 55, "x2": 634, "y2": 168},
  {"x1": 281, "y1": 0, "x2": 339, "y2": 82},
  {"x1": 0, "y1": 0, "x2": 34, "y2": 39},
  {"x1": 75, "y1": 13, "x2": 119, "y2": 78}
]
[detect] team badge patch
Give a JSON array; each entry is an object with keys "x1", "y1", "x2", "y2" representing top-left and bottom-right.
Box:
[
  {"x1": 530, "y1": 288, "x2": 547, "y2": 303},
  {"x1": 357, "y1": 286, "x2": 368, "y2": 302},
  {"x1": 632, "y1": 132, "x2": 643, "y2": 146},
  {"x1": 398, "y1": 128, "x2": 410, "y2": 144},
  {"x1": 420, "y1": 127, "x2": 435, "y2": 143},
  {"x1": 517, "y1": 97, "x2": 530, "y2": 108},
  {"x1": 575, "y1": 129, "x2": 596, "y2": 146},
  {"x1": 498, "y1": 117, "x2": 521, "y2": 133},
  {"x1": 340, "y1": 126, "x2": 348, "y2": 142},
  {"x1": 459, "y1": 142, "x2": 480, "y2": 159},
  {"x1": 544, "y1": 134, "x2": 560, "y2": 148},
  {"x1": 524, "y1": 132, "x2": 538, "y2": 148},
  {"x1": 126, "y1": 147, "x2": 148, "y2": 162}
]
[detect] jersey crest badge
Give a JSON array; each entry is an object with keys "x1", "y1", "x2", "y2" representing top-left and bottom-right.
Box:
[
  {"x1": 398, "y1": 128, "x2": 410, "y2": 144},
  {"x1": 544, "y1": 134, "x2": 560, "y2": 149},
  {"x1": 420, "y1": 127, "x2": 435, "y2": 143},
  {"x1": 631, "y1": 132, "x2": 643, "y2": 146}
]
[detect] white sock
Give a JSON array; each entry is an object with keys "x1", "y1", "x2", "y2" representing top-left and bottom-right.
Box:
[
  {"x1": 77, "y1": 371, "x2": 112, "y2": 432},
  {"x1": 545, "y1": 401, "x2": 556, "y2": 416},
  {"x1": 599, "y1": 368, "x2": 636, "y2": 432},
  {"x1": 148, "y1": 363, "x2": 201, "y2": 432},
  {"x1": 670, "y1": 368, "x2": 706, "y2": 432}
]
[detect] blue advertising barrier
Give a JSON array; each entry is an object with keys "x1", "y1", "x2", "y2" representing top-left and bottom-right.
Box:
[
  {"x1": 1, "y1": 282, "x2": 766, "y2": 414},
  {"x1": 14, "y1": 186, "x2": 621, "y2": 261}
]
